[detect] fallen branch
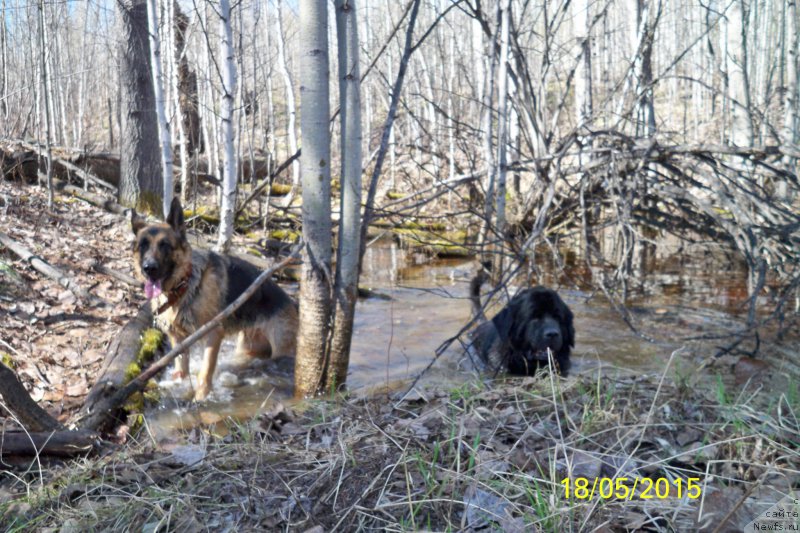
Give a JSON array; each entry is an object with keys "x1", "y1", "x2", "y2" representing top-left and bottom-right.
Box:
[
  {"x1": 76, "y1": 245, "x2": 303, "y2": 432},
  {"x1": 0, "y1": 429, "x2": 97, "y2": 457},
  {"x1": 0, "y1": 362, "x2": 62, "y2": 432},
  {"x1": 0, "y1": 231, "x2": 95, "y2": 303}
]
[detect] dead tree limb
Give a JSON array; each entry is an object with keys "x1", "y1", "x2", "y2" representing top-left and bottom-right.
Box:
[
  {"x1": 0, "y1": 362, "x2": 62, "y2": 432},
  {"x1": 52, "y1": 177, "x2": 128, "y2": 215},
  {"x1": 0, "y1": 429, "x2": 98, "y2": 457},
  {"x1": 0, "y1": 231, "x2": 95, "y2": 303},
  {"x1": 15, "y1": 140, "x2": 117, "y2": 193}
]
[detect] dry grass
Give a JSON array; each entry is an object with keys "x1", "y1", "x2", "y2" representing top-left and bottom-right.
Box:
[{"x1": 1, "y1": 363, "x2": 798, "y2": 532}]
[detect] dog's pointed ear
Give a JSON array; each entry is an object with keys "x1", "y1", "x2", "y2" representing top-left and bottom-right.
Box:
[
  {"x1": 130, "y1": 209, "x2": 146, "y2": 236},
  {"x1": 166, "y1": 197, "x2": 186, "y2": 238}
]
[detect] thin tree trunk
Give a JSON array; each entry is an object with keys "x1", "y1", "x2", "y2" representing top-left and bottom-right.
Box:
[
  {"x1": 216, "y1": 0, "x2": 238, "y2": 252},
  {"x1": 634, "y1": 0, "x2": 658, "y2": 138},
  {"x1": 782, "y1": 0, "x2": 798, "y2": 194},
  {"x1": 37, "y1": 0, "x2": 53, "y2": 209},
  {"x1": 573, "y1": 0, "x2": 593, "y2": 129},
  {"x1": 118, "y1": 0, "x2": 162, "y2": 214},
  {"x1": 0, "y1": 0, "x2": 6, "y2": 123},
  {"x1": 275, "y1": 0, "x2": 300, "y2": 188},
  {"x1": 492, "y1": 0, "x2": 511, "y2": 276},
  {"x1": 479, "y1": 37, "x2": 497, "y2": 257},
  {"x1": 295, "y1": 0, "x2": 333, "y2": 398},
  {"x1": 146, "y1": 0, "x2": 174, "y2": 217},
  {"x1": 329, "y1": 0, "x2": 362, "y2": 391},
  {"x1": 725, "y1": 0, "x2": 755, "y2": 145},
  {"x1": 169, "y1": 0, "x2": 190, "y2": 202}
]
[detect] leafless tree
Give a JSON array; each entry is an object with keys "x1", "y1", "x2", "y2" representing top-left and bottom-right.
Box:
[
  {"x1": 117, "y1": 0, "x2": 162, "y2": 213},
  {"x1": 295, "y1": 0, "x2": 333, "y2": 398},
  {"x1": 329, "y1": 0, "x2": 363, "y2": 391}
]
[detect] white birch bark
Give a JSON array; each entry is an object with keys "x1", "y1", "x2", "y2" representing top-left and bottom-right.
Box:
[
  {"x1": 781, "y1": 0, "x2": 798, "y2": 196},
  {"x1": 275, "y1": 0, "x2": 300, "y2": 187},
  {"x1": 494, "y1": 0, "x2": 511, "y2": 240},
  {"x1": 725, "y1": 0, "x2": 755, "y2": 146},
  {"x1": 168, "y1": 0, "x2": 189, "y2": 201},
  {"x1": 37, "y1": 0, "x2": 53, "y2": 208},
  {"x1": 295, "y1": 0, "x2": 333, "y2": 398},
  {"x1": 260, "y1": 0, "x2": 276, "y2": 158},
  {"x1": 216, "y1": 0, "x2": 238, "y2": 252},
  {"x1": 783, "y1": 0, "x2": 798, "y2": 149},
  {"x1": 330, "y1": 0, "x2": 363, "y2": 391},
  {"x1": 573, "y1": 0, "x2": 593, "y2": 129},
  {"x1": 146, "y1": 0, "x2": 174, "y2": 217},
  {"x1": 0, "y1": 0, "x2": 7, "y2": 123}
]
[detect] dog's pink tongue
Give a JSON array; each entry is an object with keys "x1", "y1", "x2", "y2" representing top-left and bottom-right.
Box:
[{"x1": 144, "y1": 280, "x2": 162, "y2": 300}]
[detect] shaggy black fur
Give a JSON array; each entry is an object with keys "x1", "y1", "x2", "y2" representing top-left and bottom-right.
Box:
[{"x1": 470, "y1": 281, "x2": 575, "y2": 376}]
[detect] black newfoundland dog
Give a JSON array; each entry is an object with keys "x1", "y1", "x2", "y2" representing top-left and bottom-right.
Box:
[{"x1": 470, "y1": 279, "x2": 575, "y2": 376}]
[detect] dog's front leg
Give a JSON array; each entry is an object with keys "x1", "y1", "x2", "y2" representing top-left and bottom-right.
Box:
[
  {"x1": 167, "y1": 333, "x2": 190, "y2": 380},
  {"x1": 195, "y1": 327, "x2": 224, "y2": 401}
]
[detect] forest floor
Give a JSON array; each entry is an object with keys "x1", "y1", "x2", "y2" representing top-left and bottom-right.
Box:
[{"x1": 0, "y1": 180, "x2": 799, "y2": 531}]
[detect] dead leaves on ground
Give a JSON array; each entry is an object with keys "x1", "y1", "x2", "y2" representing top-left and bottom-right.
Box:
[{"x1": 0, "y1": 181, "x2": 139, "y2": 423}]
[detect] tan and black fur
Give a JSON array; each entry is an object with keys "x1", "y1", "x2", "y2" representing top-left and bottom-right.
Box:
[{"x1": 131, "y1": 198, "x2": 298, "y2": 401}]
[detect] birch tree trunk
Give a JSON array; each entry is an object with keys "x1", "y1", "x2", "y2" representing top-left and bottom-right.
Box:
[
  {"x1": 725, "y1": 0, "x2": 755, "y2": 146},
  {"x1": 0, "y1": 0, "x2": 6, "y2": 123},
  {"x1": 168, "y1": 0, "x2": 189, "y2": 202},
  {"x1": 275, "y1": 0, "x2": 300, "y2": 187},
  {"x1": 37, "y1": 0, "x2": 53, "y2": 208},
  {"x1": 118, "y1": 0, "x2": 162, "y2": 214},
  {"x1": 493, "y1": 0, "x2": 511, "y2": 264},
  {"x1": 782, "y1": 0, "x2": 798, "y2": 192},
  {"x1": 573, "y1": 0, "x2": 593, "y2": 129},
  {"x1": 329, "y1": 0, "x2": 362, "y2": 391},
  {"x1": 216, "y1": 0, "x2": 238, "y2": 252},
  {"x1": 295, "y1": 0, "x2": 333, "y2": 398},
  {"x1": 479, "y1": 31, "x2": 497, "y2": 256},
  {"x1": 146, "y1": 0, "x2": 174, "y2": 217}
]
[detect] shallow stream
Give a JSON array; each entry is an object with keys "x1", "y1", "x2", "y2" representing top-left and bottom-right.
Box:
[{"x1": 145, "y1": 239, "x2": 753, "y2": 440}]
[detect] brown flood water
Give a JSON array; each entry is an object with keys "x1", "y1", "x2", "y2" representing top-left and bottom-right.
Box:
[{"x1": 145, "y1": 239, "x2": 752, "y2": 440}]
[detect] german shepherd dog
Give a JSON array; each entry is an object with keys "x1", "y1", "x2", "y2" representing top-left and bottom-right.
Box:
[
  {"x1": 470, "y1": 273, "x2": 574, "y2": 376},
  {"x1": 131, "y1": 198, "x2": 298, "y2": 401}
]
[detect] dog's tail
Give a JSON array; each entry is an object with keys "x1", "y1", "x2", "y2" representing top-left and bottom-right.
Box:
[{"x1": 469, "y1": 266, "x2": 490, "y2": 322}]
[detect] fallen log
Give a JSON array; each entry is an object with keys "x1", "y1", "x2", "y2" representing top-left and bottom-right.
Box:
[
  {"x1": 0, "y1": 429, "x2": 98, "y2": 457},
  {"x1": 16, "y1": 140, "x2": 117, "y2": 193},
  {"x1": 0, "y1": 231, "x2": 95, "y2": 302},
  {"x1": 0, "y1": 362, "x2": 61, "y2": 432},
  {"x1": 79, "y1": 304, "x2": 155, "y2": 432},
  {"x1": 52, "y1": 177, "x2": 128, "y2": 215}
]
